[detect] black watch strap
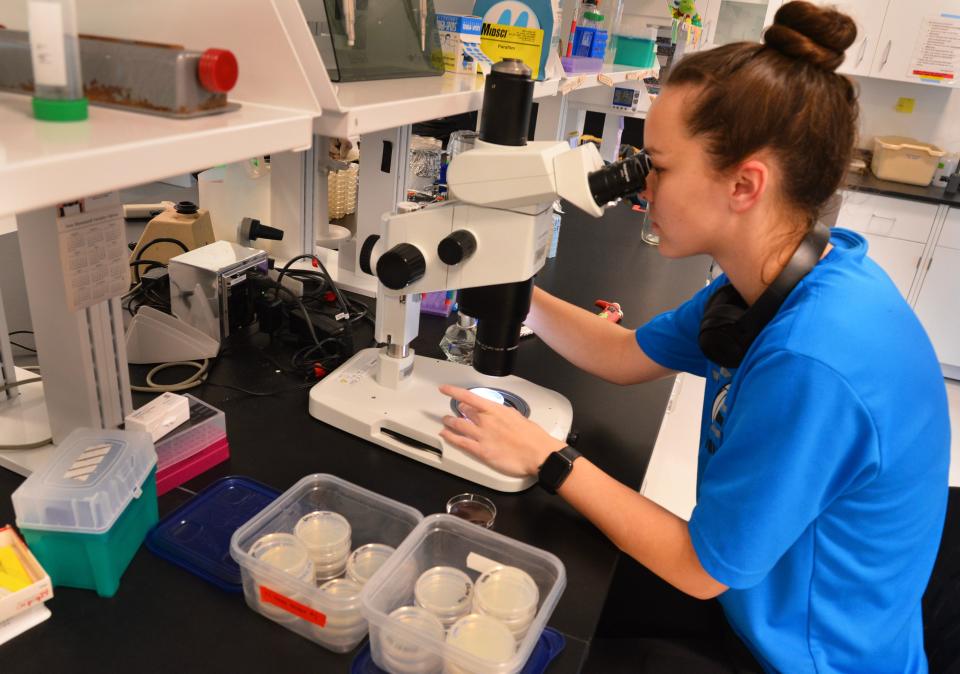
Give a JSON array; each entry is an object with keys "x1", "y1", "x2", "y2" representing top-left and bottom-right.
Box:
[{"x1": 537, "y1": 445, "x2": 582, "y2": 494}]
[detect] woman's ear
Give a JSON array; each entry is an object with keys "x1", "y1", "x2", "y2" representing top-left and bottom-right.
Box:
[{"x1": 729, "y1": 157, "x2": 770, "y2": 214}]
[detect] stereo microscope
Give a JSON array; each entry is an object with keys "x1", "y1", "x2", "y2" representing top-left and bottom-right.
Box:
[{"x1": 309, "y1": 59, "x2": 652, "y2": 491}]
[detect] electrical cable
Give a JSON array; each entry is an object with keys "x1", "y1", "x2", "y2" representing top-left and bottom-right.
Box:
[
  {"x1": 132, "y1": 237, "x2": 188, "y2": 283},
  {"x1": 8, "y1": 330, "x2": 34, "y2": 337},
  {"x1": 130, "y1": 359, "x2": 209, "y2": 393},
  {"x1": 10, "y1": 341, "x2": 36, "y2": 353},
  {"x1": 0, "y1": 437, "x2": 53, "y2": 450},
  {"x1": 0, "y1": 373, "x2": 49, "y2": 448},
  {"x1": 0, "y1": 376, "x2": 42, "y2": 393}
]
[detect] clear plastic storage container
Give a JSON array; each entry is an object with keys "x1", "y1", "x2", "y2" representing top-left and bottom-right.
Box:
[
  {"x1": 154, "y1": 394, "x2": 228, "y2": 496},
  {"x1": 230, "y1": 474, "x2": 423, "y2": 653},
  {"x1": 11, "y1": 427, "x2": 157, "y2": 597},
  {"x1": 871, "y1": 136, "x2": 945, "y2": 186},
  {"x1": 362, "y1": 514, "x2": 566, "y2": 674}
]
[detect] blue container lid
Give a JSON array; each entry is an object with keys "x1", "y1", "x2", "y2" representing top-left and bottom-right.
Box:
[
  {"x1": 146, "y1": 476, "x2": 279, "y2": 592},
  {"x1": 350, "y1": 627, "x2": 566, "y2": 674}
]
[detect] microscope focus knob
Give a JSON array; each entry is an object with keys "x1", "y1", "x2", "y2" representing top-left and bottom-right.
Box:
[
  {"x1": 438, "y1": 230, "x2": 477, "y2": 266},
  {"x1": 376, "y1": 243, "x2": 426, "y2": 290},
  {"x1": 359, "y1": 235, "x2": 380, "y2": 275}
]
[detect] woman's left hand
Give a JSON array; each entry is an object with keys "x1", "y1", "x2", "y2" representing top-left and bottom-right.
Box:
[{"x1": 439, "y1": 385, "x2": 567, "y2": 478}]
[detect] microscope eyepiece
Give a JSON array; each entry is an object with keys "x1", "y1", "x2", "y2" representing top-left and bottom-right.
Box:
[{"x1": 588, "y1": 150, "x2": 653, "y2": 206}]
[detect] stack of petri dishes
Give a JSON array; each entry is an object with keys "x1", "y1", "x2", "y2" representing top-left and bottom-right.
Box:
[
  {"x1": 472, "y1": 565, "x2": 540, "y2": 641},
  {"x1": 315, "y1": 577, "x2": 366, "y2": 647},
  {"x1": 444, "y1": 613, "x2": 517, "y2": 674},
  {"x1": 249, "y1": 533, "x2": 315, "y2": 622},
  {"x1": 294, "y1": 511, "x2": 352, "y2": 582},
  {"x1": 380, "y1": 606, "x2": 446, "y2": 674},
  {"x1": 414, "y1": 566, "x2": 474, "y2": 630},
  {"x1": 346, "y1": 543, "x2": 395, "y2": 586}
]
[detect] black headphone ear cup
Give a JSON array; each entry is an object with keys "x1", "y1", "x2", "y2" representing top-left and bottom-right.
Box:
[{"x1": 699, "y1": 285, "x2": 749, "y2": 367}]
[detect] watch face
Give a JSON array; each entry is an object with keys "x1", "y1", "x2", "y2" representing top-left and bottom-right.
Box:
[{"x1": 540, "y1": 451, "x2": 572, "y2": 491}]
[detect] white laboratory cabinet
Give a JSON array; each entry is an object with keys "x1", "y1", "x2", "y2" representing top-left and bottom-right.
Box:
[
  {"x1": 837, "y1": 191, "x2": 938, "y2": 299},
  {"x1": 764, "y1": 0, "x2": 960, "y2": 87},
  {"x1": 914, "y1": 208, "x2": 960, "y2": 374},
  {"x1": 838, "y1": 192, "x2": 960, "y2": 377}
]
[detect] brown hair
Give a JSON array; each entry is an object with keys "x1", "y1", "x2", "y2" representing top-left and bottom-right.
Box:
[{"x1": 665, "y1": 1, "x2": 859, "y2": 229}]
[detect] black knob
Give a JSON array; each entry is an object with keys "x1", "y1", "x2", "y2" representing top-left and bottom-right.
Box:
[
  {"x1": 240, "y1": 217, "x2": 284, "y2": 241},
  {"x1": 359, "y1": 235, "x2": 380, "y2": 276},
  {"x1": 376, "y1": 243, "x2": 426, "y2": 290},
  {"x1": 438, "y1": 230, "x2": 477, "y2": 266},
  {"x1": 174, "y1": 201, "x2": 198, "y2": 215}
]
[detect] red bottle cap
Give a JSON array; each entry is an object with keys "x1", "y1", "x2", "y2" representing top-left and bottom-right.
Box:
[{"x1": 198, "y1": 49, "x2": 238, "y2": 93}]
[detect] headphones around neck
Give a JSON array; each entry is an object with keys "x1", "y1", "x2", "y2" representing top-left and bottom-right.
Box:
[{"x1": 698, "y1": 222, "x2": 831, "y2": 368}]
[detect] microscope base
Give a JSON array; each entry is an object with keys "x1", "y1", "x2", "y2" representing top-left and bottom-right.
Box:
[{"x1": 308, "y1": 348, "x2": 573, "y2": 492}]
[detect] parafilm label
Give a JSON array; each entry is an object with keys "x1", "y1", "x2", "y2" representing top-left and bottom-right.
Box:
[{"x1": 259, "y1": 586, "x2": 327, "y2": 627}]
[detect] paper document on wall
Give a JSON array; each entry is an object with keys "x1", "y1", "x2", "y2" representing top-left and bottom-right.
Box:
[
  {"x1": 908, "y1": 14, "x2": 960, "y2": 86},
  {"x1": 55, "y1": 192, "x2": 129, "y2": 311}
]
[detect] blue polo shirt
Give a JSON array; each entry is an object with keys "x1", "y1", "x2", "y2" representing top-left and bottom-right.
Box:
[{"x1": 635, "y1": 228, "x2": 950, "y2": 673}]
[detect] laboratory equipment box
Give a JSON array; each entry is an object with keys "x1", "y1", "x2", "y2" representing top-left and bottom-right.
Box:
[
  {"x1": 361, "y1": 514, "x2": 567, "y2": 674},
  {"x1": 871, "y1": 136, "x2": 945, "y2": 187},
  {"x1": 0, "y1": 525, "x2": 53, "y2": 625},
  {"x1": 230, "y1": 474, "x2": 423, "y2": 653},
  {"x1": 154, "y1": 394, "x2": 229, "y2": 496},
  {"x1": 11, "y1": 428, "x2": 158, "y2": 598}
]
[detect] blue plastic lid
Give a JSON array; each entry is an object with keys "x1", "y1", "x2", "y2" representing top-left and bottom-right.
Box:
[
  {"x1": 350, "y1": 627, "x2": 566, "y2": 674},
  {"x1": 146, "y1": 476, "x2": 279, "y2": 592}
]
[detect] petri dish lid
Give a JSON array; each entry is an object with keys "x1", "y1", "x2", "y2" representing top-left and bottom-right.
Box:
[
  {"x1": 145, "y1": 476, "x2": 279, "y2": 592},
  {"x1": 251, "y1": 533, "x2": 310, "y2": 575},
  {"x1": 475, "y1": 566, "x2": 539, "y2": 618},
  {"x1": 414, "y1": 566, "x2": 473, "y2": 615},
  {"x1": 294, "y1": 511, "x2": 351, "y2": 552},
  {"x1": 319, "y1": 578, "x2": 363, "y2": 600},
  {"x1": 12, "y1": 427, "x2": 156, "y2": 534},
  {"x1": 446, "y1": 613, "x2": 516, "y2": 662},
  {"x1": 346, "y1": 543, "x2": 395, "y2": 585},
  {"x1": 350, "y1": 626, "x2": 566, "y2": 674}
]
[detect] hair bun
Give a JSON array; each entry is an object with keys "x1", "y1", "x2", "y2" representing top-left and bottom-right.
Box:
[{"x1": 764, "y1": 1, "x2": 857, "y2": 71}]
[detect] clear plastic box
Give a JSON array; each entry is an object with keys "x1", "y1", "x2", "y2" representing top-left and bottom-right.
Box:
[
  {"x1": 154, "y1": 394, "x2": 228, "y2": 496},
  {"x1": 361, "y1": 514, "x2": 566, "y2": 674},
  {"x1": 230, "y1": 474, "x2": 423, "y2": 653},
  {"x1": 11, "y1": 427, "x2": 158, "y2": 597}
]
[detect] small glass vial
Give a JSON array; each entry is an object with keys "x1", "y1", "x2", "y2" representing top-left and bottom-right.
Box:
[
  {"x1": 27, "y1": 0, "x2": 87, "y2": 121},
  {"x1": 440, "y1": 312, "x2": 477, "y2": 364}
]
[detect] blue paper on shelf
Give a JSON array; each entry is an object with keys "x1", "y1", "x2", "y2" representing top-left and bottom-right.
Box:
[
  {"x1": 145, "y1": 476, "x2": 279, "y2": 592},
  {"x1": 350, "y1": 627, "x2": 566, "y2": 674}
]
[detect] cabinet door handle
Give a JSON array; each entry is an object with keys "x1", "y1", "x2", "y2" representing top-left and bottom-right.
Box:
[
  {"x1": 856, "y1": 37, "x2": 867, "y2": 67},
  {"x1": 880, "y1": 40, "x2": 892, "y2": 69}
]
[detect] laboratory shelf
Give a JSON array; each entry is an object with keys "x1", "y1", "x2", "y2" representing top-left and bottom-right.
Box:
[
  {"x1": 313, "y1": 65, "x2": 654, "y2": 137},
  {"x1": 0, "y1": 92, "x2": 314, "y2": 214}
]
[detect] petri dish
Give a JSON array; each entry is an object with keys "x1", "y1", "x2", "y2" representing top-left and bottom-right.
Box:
[
  {"x1": 473, "y1": 566, "x2": 538, "y2": 619},
  {"x1": 446, "y1": 493, "x2": 496, "y2": 529},
  {"x1": 346, "y1": 543, "x2": 395, "y2": 586},
  {"x1": 250, "y1": 532, "x2": 312, "y2": 578},
  {"x1": 414, "y1": 566, "x2": 473, "y2": 627},
  {"x1": 381, "y1": 605, "x2": 445, "y2": 669},
  {"x1": 294, "y1": 511, "x2": 351, "y2": 556},
  {"x1": 446, "y1": 613, "x2": 516, "y2": 663}
]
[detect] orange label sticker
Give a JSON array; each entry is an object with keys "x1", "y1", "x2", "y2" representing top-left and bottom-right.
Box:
[{"x1": 259, "y1": 586, "x2": 327, "y2": 627}]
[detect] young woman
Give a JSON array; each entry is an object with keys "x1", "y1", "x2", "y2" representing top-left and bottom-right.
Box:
[{"x1": 439, "y1": 2, "x2": 951, "y2": 671}]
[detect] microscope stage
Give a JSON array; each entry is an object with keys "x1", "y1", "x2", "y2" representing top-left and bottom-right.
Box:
[{"x1": 308, "y1": 347, "x2": 573, "y2": 492}]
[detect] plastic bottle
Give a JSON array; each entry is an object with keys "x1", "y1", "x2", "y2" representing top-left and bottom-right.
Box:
[
  {"x1": 573, "y1": 1, "x2": 608, "y2": 59},
  {"x1": 440, "y1": 312, "x2": 477, "y2": 364},
  {"x1": 26, "y1": 0, "x2": 87, "y2": 121}
]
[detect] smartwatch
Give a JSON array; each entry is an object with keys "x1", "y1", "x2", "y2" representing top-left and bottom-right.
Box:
[{"x1": 537, "y1": 446, "x2": 582, "y2": 494}]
